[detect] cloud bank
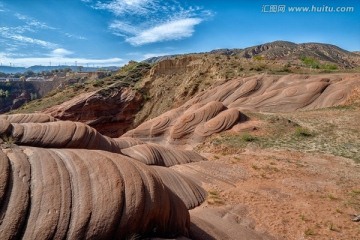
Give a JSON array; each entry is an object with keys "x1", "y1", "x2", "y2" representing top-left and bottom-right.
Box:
[{"x1": 91, "y1": 0, "x2": 213, "y2": 46}]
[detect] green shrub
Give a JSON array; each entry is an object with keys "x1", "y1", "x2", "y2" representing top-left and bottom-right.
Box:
[
  {"x1": 295, "y1": 126, "x2": 312, "y2": 137},
  {"x1": 92, "y1": 80, "x2": 104, "y2": 87},
  {"x1": 301, "y1": 56, "x2": 320, "y2": 69},
  {"x1": 242, "y1": 133, "x2": 257, "y2": 142},
  {"x1": 321, "y1": 63, "x2": 338, "y2": 70},
  {"x1": 253, "y1": 55, "x2": 264, "y2": 61}
]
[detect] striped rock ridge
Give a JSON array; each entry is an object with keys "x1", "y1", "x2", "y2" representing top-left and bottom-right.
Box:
[
  {"x1": 125, "y1": 73, "x2": 359, "y2": 143},
  {"x1": 0, "y1": 113, "x2": 56, "y2": 123},
  {"x1": 0, "y1": 147, "x2": 197, "y2": 239},
  {"x1": 0, "y1": 114, "x2": 207, "y2": 239},
  {"x1": 194, "y1": 108, "x2": 246, "y2": 140},
  {"x1": 124, "y1": 101, "x2": 246, "y2": 144},
  {"x1": 0, "y1": 120, "x2": 124, "y2": 152},
  {"x1": 121, "y1": 143, "x2": 206, "y2": 167},
  {"x1": 0, "y1": 119, "x2": 205, "y2": 167},
  {"x1": 122, "y1": 108, "x2": 181, "y2": 140},
  {"x1": 152, "y1": 166, "x2": 207, "y2": 209},
  {"x1": 170, "y1": 101, "x2": 227, "y2": 140}
]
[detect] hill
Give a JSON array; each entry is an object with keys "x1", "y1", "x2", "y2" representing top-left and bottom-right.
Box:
[
  {"x1": 144, "y1": 41, "x2": 360, "y2": 68},
  {"x1": 0, "y1": 65, "x2": 119, "y2": 74}
]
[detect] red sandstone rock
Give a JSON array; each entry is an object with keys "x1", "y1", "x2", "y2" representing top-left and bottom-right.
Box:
[
  {"x1": 0, "y1": 147, "x2": 198, "y2": 239},
  {"x1": 44, "y1": 87, "x2": 143, "y2": 137}
]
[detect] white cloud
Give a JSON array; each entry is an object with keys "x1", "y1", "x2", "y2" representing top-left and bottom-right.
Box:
[
  {"x1": 0, "y1": 12, "x2": 57, "y2": 50},
  {"x1": 1, "y1": 31, "x2": 57, "y2": 49},
  {"x1": 0, "y1": 52, "x2": 124, "y2": 67},
  {"x1": 109, "y1": 21, "x2": 139, "y2": 35},
  {"x1": 64, "y1": 33, "x2": 87, "y2": 40},
  {"x1": 95, "y1": 0, "x2": 155, "y2": 16},
  {"x1": 93, "y1": 0, "x2": 214, "y2": 45},
  {"x1": 126, "y1": 18, "x2": 202, "y2": 46},
  {"x1": 14, "y1": 13, "x2": 55, "y2": 30},
  {"x1": 50, "y1": 48, "x2": 73, "y2": 57}
]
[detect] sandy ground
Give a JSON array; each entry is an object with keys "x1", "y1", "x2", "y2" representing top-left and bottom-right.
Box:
[{"x1": 173, "y1": 147, "x2": 360, "y2": 239}]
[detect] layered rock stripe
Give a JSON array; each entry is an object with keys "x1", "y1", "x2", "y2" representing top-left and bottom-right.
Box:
[
  {"x1": 0, "y1": 147, "x2": 198, "y2": 239},
  {"x1": 125, "y1": 74, "x2": 359, "y2": 142},
  {"x1": 0, "y1": 115, "x2": 207, "y2": 239}
]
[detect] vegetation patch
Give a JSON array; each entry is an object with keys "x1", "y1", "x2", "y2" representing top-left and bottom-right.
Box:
[
  {"x1": 201, "y1": 105, "x2": 360, "y2": 162},
  {"x1": 242, "y1": 133, "x2": 258, "y2": 142},
  {"x1": 294, "y1": 127, "x2": 313, "y2": 137},
  {"x1": 301, "y1": 56, "x2": 320, "y2": 69},
  {"x1": 304, "y1": 228, "x2": 316, "y2": 236},
  {"x1": 207, "y1": 190, "x2": 224, "y2": 205}
]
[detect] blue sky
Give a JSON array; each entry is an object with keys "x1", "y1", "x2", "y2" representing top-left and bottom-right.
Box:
[{"x1": 0, "y1": 0, "x2": 359, "y2": 67}]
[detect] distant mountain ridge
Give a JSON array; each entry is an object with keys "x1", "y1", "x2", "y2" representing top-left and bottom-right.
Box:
[
  {"x1": 0, "y1": 65, "x2": 119, "y2": 74},
  {"x1": 143, "y1": 41, "x2": 360, "y2": 68}
]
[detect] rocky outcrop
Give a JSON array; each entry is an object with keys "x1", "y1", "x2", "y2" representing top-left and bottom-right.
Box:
[
  {"x1": 0, "y1": 117, "x2": 206, "y2": 167},
  {"x1": 0, "y1": 112, "x2": 208, "y2": 239},
  {"x1": 2, "y1": 120, "x2": 123, "y2": 152},
  {"x1": 0, "y1": 79, "x2": 63, "y2": 113},
  {"x1": 194, "y1": 108, "x2": 242, "y2": 139},
  {"x1": 44, "y1": 87, "x2": 143, "y2": 137},
  {"x1": 0, "y1": 113, "x2": 56, "y2": 123},
  {"x1": 121, "y1": 143, "x2": 206, "y2": 167},
  {"x1": 152, "y1": 166, "x2": 207, "y2": 209},
  {"x1": 124, "y1": 101, "x2": 245, "y2": 144},
  {"x1": 149, "y1": 56, "x2": 195, "y2": 76},
  {"x1": 0, "y1": 147, "x2": 192, "y2": 239},
  {"x1": 125, "y1": 73, "x2": 360, "y2": 144}
]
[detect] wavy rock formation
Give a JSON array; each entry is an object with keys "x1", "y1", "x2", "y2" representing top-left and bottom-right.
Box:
[
  {"x1": 0, "y1": 147, "x2": 192, "y2": 239},
  {"x1": 0, "y1": 113, "x2": 209, "y2": 239},
  {"x1": 112, "y1": 136, "x2": 145, "y2": 149},
  {"x1": 0, "y1": 113, "x2": 56, "y2": 123},
  {"x1": 125, "y1": 101, "x2": 244, "y2": 144},
  {"x1": 194, "y1": 108, "x2": 245, "y2": 139},
  {"x1": 126, "y1": 74, "x2": 360, "y2": 143},
  {"x1": 152, "y1": 166, "x2": 207, "y2": 209},
  {"x1": 170, "y1": 101, "x2": 226, "y2": 140},
  {"x1": 0, "y1": 119, "x2": 123, "y2": 152},
  {"x1": 125, "y1": 108, "x2": 181, "y2": 140},
  {"x1": 121, "y1": 143, "x2": 206, "y2": 167},
  {"x1": 0, "y1": 119, "x2": 11, "y2": 135}
]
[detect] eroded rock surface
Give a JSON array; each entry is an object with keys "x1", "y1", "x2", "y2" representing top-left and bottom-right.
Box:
[
  {"x1": 0, "y1": 114, "x2": 207, "y2": 239},
  {"x1": 121, "y1": 143, "x2": 206, "y2": 167},
  {"x1": 44, "y1": 87, "x2": 143, "y2": 137},
  {"x1": 0, "y1": 113, "x2": 56, "y2": 123},
  {"x1": 125, "y1": 74, "x2": 359, "y2": 143},
  {"x1": 0, "y1": 147, "x2": 193, "y2": 239}
]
